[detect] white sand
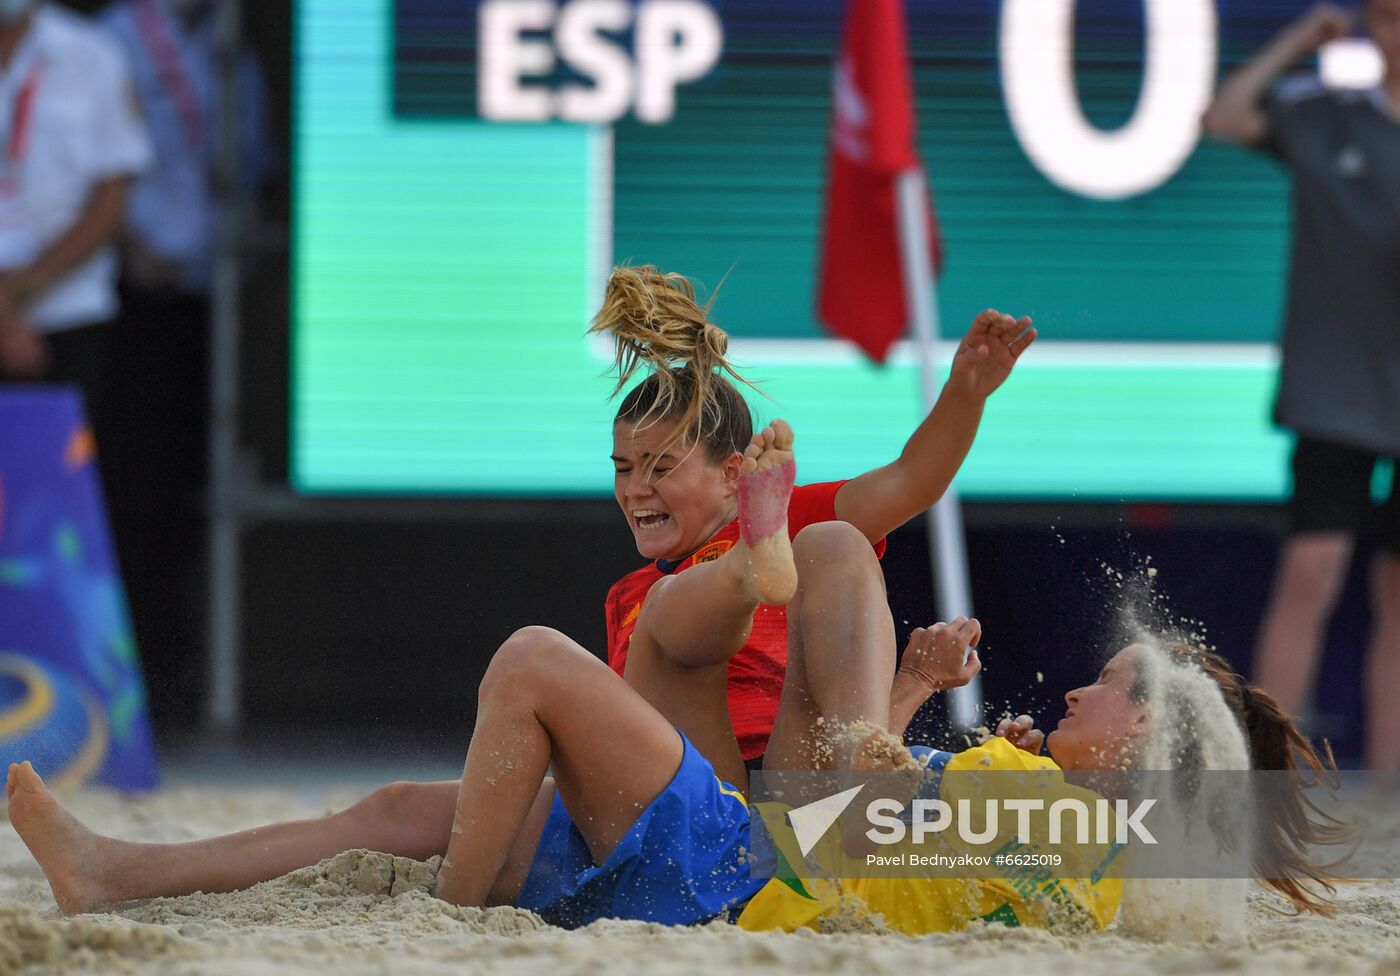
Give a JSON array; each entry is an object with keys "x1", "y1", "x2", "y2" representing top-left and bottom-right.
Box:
[{"x1": 2, "y1": 782, "x2": 1398, "y2": 976}]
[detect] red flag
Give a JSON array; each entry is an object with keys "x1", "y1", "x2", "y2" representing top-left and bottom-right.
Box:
[{"x1": 817, "y1": 0, "x2": 942, "y2": 364}]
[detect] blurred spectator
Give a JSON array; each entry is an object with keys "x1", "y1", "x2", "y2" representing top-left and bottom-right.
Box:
[
  {"x1": 97, "y1": 0, "x2": 272, "y2": 727},
  {"x1": 1204, "y1": 1, "x2": 1400, "y2": 769},
  {"x1": 0, "y1": 0, "x2": 151, "y2": 435}
]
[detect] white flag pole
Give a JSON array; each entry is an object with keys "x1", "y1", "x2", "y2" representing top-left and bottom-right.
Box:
[{"x1": 895, "y1": 166, "x2": 983, "y2": 731}]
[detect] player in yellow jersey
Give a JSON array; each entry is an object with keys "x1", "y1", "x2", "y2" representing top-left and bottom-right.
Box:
[
  {"x1": 737, "y1": 733, "x2": 1121, "y2": 936},
  {"x1": 737, "y1": 638, "x2": 1349, "y2": 935}
]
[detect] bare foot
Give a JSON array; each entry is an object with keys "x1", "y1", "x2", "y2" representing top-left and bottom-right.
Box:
[
  {"x1": 847, "y1": 725, "x2": 924, "y2": 814},
  {"x1": 844, "y1": 723, "x2": 923, "y2": 775},
  {"x1": 736, "y1": 420, "x2": 798, "y2": 605},
  {"x1": 834, "y1": 723, "x2": 921, "y2": 859},
  {"x1": 7, "y1": 761, "x2": 114, "y2": 914}
]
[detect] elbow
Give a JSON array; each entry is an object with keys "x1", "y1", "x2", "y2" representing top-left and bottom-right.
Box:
[
  {"x1": 1200, "y1": 101, "x2": 1263, "y2": 146},
  {"x1": 904, "y1": 477, "x2": 950, "y2": 516},
  {"x1": 890, "y1": 457, "x2": 948, "y2": 512},
  {"x1": 1200, "y1": 103, "x2": 1233, "y2": 141},
  {"x1": 92, "y1": 180, "x2": 131, "y2": 243},
  {"x1": 1200, "y1": 106, "x2": 1222, "y2": 139}
]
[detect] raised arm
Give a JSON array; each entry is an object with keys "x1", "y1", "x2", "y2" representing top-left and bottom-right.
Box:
[
  {"x1": 1202, "y1": 3, "x2": 1353, "y2": 145},
  {"x1": 833, "y1": 309, "x2": 1035, "y2": 545},
  {"x1": 888, "y1": 618, "x2": 982, "y2": 738}
]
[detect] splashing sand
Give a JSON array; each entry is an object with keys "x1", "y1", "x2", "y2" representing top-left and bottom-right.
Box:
[{"x1": 1108, "y1": 620, "x2": 1255, "y2": 942}]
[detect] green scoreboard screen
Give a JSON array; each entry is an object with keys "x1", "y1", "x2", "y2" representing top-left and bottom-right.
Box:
[{"x1": 293, "y1": 0, "x2": 1350, "y2": 500}]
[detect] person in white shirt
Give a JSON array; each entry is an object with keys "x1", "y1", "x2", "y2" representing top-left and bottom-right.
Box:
[{"x1": 0, "y1": 0, "x2": 152, "y2": 432}]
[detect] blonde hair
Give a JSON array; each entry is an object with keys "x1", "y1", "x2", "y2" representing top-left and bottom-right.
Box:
[{"x1": 589, "y1": 265, "x2": 758, "y2": 466}]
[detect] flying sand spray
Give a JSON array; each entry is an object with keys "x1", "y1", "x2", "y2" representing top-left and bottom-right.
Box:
[{"x1": 1113, "y1": 600, "x2": 1253, "y2": 941}]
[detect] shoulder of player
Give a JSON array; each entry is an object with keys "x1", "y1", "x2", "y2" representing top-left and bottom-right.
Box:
[
  {"x1": 948, "y1": 736, "x2": 1059, "y2": 773},
  {"x1": 786, "y1": 480, "x2": 841, "y2": 522}
]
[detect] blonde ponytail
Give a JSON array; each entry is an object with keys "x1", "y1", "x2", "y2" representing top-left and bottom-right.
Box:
[{"x1": 589, "y1": 265, "x2": 756, "y2": 464}]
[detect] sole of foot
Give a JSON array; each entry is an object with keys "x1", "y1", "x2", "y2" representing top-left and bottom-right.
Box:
[{"x1": 737, "y1": 420, "x2": 798, "y2": 605}]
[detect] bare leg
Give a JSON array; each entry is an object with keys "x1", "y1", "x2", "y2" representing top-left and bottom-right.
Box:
[
  {"x1": 434, "y1": 626, "x2": 684, "y2": 907},
  {"x1": 1365, "y1": 553, "x2": 1400, "y2": 771},
  {"x1": 632, "y1": 420, "x2": 798, "y2": 668},
  {"x1": 624, "y1": 421, "x2": 798, "y2": 787},
  {"x1": 1253, "y1": 534, "x2": 1353, "y2": 716},
  {"x1": 6, "y1": 767, "x2": 560, "y2": 917},
  {"x1": 6, "y1": 764, "x2": 469, "y2": 914},
  {"x1": 10, "y1": 626, "x2": 683, "y2": 915},
  {"x1": 764, "y1": 521, "x2": 899, "y2": 771}
]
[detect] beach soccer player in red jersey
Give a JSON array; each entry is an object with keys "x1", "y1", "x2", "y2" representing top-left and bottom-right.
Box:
[
  {"x1": 7, "y1": 264, "x2": 1346, "y2": 926},
  {"x1": 6, "y1": 376, "x2": 1020, "y2": 927},
  {"x1": 591, "y1": 265, "x2": 1035, "y2": 787},
  {"x1": 5, "y1": 264, "x2": 1043, "y2": 926}
]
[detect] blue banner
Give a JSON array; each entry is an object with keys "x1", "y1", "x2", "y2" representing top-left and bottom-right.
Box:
[{"x1": 0, "y1": 388, "x2": 159, "y2": 791}]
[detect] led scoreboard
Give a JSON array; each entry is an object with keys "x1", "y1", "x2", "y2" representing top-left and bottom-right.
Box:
[{"x1": 293, "y1": 0, "x2": 1374, "y2": 499}]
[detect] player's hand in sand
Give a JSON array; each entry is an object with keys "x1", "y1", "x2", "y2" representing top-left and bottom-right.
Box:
[
  {"x1": 897, "y1": 617, "x2": 982, "y2": 694},
  {"x1": 995, "y1": 714, "x2": 1046, "y2": 754},
  {"x1": 949, "y1": 309, "x2": 1036, "y2": 400},
  {"x1": 736, "y1": 419, "x2": 797, "y2": 604}
]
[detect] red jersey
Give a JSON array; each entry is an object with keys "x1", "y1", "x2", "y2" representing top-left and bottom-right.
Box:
[{"x1": 603, "y1": 481, "x2": 887, "y2": 760}]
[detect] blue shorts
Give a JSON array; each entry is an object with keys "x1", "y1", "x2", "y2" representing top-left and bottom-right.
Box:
[{"x1": 517, "y1": 732, "x2": 762, "y2": 928}]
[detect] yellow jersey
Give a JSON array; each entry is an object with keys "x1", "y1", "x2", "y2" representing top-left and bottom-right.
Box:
[{"x1": 736, "y1": 738, "x2": 1124, "y2": 936}]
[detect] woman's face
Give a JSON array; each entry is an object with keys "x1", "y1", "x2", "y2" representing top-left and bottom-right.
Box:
[
  {"x1": 611, "y1": 418, "x2": 742, "y2": 561},
  {"x1": 1046, "y1": 645, "x2": 1152, "y2": 771}
]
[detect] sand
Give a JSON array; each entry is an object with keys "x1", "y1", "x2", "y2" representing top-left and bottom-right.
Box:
[{"x1": 1, "y1": 780, "x2": 1398, "y2": 976}]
